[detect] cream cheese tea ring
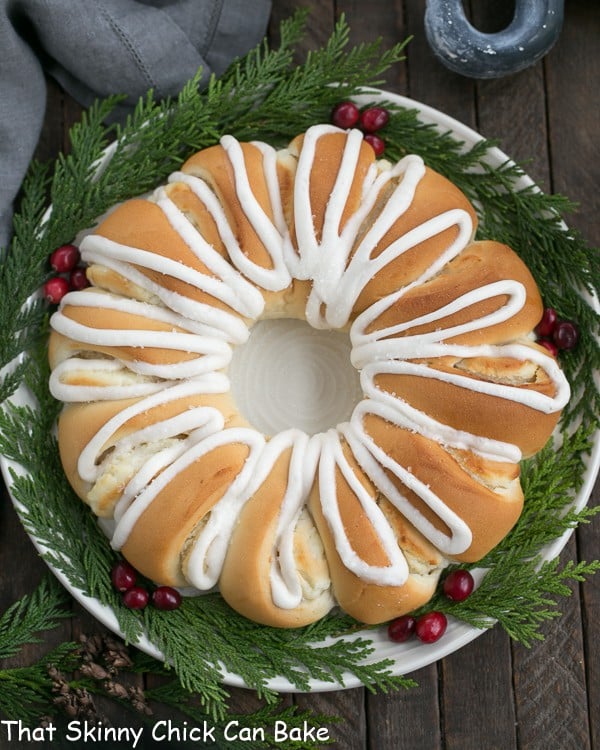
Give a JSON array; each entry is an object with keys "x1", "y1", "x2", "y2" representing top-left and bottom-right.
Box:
[{"x1": 48, "y1": 124, "x2": 570, "y2": 627}]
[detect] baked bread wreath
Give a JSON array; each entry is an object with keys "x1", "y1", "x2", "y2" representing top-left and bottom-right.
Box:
[{"x1": 47, "y1": 124, "x2": 570, "y2": 628}]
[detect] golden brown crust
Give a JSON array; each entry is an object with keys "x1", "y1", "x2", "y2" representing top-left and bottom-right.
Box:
[
  {"x1": 365, "y1": 240, "x2": 543, "y2": 344},
  {"x1": 57, "y1": 399, "x2": 128, "y2": 504},
  {"x1": 51, "y1": 302, "x2": 200, "y2": 368},
  {"x1": 307, "y1": 443, "x2": 444, "y2": 624},
  {"x1": 287, "y1": 131, "x2": 376, "y2": 251},
  {"x1": 165, "y1": 182, "x2": 229, "y2": 257},
  {"x1": 57, "y1": 392, "x2": 244, "y2": 517},
  {"x1": 85, "y1": 264, "x2": 153, "y2": 303},
  {"x1": 93, "y1": 198, "x2": 243, "y2": 318},
  {"x1": 123, "y1": 441, "x2": 251, "y2": 586},
  {"x1": 353, "y1": 166, "x2": 479, "y2": 317},
  {"x1": 373, "y1": 349, "x2": 560, "y2": 458},
  {"x1": 219, "y1": 449, "x2": 335, "y2": 627},
  {"x1": 180, "y1": 140, "x2": 301, "y2": 314},
  {"x1": 361, "y1": 413, "x2": 524, "y2": 562},
  {"x1": 182, "y1": 142, "x2": 278, "y2": 271}
]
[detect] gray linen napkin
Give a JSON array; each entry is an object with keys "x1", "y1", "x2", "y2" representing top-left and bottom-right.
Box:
[{"x1": 0, "y1": 0, "x2": 272, "y2": 251}]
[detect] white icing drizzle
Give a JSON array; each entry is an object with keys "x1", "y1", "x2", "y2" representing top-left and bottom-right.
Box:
[
  {"x1": 219, "y1": 135, "x2": 292, "y2": 290},
  {"x1": 110, "y1": 427, "x2": 263, "y2": 580},
  {"x1": 351, "y1": 279, "x2": 528, "y2": 362},
  {"x1": 341, "y1": 409, "x2": 473, "y2": 556},
  {"x1": 50, "y1": 289, "x2": 232, "y2": 379},
  {"x1": 317, "y1": 428, "x2": 410, "y2": 585},
  {"x1": 283, "y1": 125, "x2": 475, "y2": 330},
  {"x1": 155, "y1": 187, "x2": 268, "y2": 314},
  {"x1": 359, "y1": 360, "x2": 522, "y2": 463},
  {"x1": 262, "y1": 430, "x2": 321, "y2": 608},
  {"x1": 80, "y1": 234, "x2": 254, "y2": 344},
  {"x1": 50, "y1": 358, "x2": 167, "y2": 402},
  {"x1": 49, "y1": 123, "x2": 572, "y2": 605},
  {"x1": 77, "y1": 380, "x2": 227, "y2": 485},
  {"x1": 250, "y1": 140, "x2": 289, "y2": 237},
  {"x1": 50, "y1": 358, "x2": 230, "y2": 404},
  {"x1": 181, "y1": 428, "x2": 266, "y2": 590}
]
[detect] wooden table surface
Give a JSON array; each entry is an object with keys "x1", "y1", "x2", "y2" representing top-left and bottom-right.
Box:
[{"x1": 1, "y1": 1, "x2": 598, "y2": 748}]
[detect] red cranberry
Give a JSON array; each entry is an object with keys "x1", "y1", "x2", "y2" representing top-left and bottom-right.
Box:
[
  {"x1": 364, "y1": 133, "x2": 385, "y2": 156},
  {"x1": 111, "y1": 561, "x2": 137, "y2": 592},
  {"x1": 539, "y1": 338, "x2": 559, "y2": 357},
  {"x1": 331, "y1": 101, "x2": 360, "y2": 129},
  {"x1": 534, "y1": 307, "x2": 558, "y2": 338},
  {"x1": 122, "y1": 586, "x2": 149, "y2": 610},
  {"x1": 415, "y1": 611, "x2": 447, "y2": 644},
  {"x1": 43, "y1": 276, "x2": 70, "y2": 304},
  {"x1": 69, "y1": 267, "x2": 89, "y2": 291},
  {"x1": 443, "y1": 569, "x2": 475, "y2": 602},
  {"x1": 553, "y1": 320, "x2": 579, "y2": 351},
  {"x1": 359, "y1": 106, "x2": 390, "y2": 133},
  {"x1": 50, "y1": 244, "x2": 80, "y2": 273},
  {"x1": 152, "y1": 586, "x2": 182, "y2": 611},
  {"x1": 387, "y1": 615, "x2": 416, "y2": 643}
]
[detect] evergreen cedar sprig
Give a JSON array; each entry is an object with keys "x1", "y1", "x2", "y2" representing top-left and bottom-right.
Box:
[
  {"x1": 0, "y1": 581, "x2": 336, "y2": 746},
  {"x1": 0, "y1": 576, "x2": 77, "y2": 722},
  {"x1": 0, "y1": 576, "x2": 71, "y2": 661},
  {"x1": 142, "y1": 593, "x2": 415, "y2": 711},
  {"x1": 422, "y1": 556, "x2": 600, "y2": 647},
  {"x1": 0, "y1": 9, "x2": 599, "y2": 716}
]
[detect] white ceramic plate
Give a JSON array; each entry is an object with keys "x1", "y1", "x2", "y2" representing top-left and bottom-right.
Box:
[{"x1": 2, "y1": 91, "x2": 599, "y2": 693}]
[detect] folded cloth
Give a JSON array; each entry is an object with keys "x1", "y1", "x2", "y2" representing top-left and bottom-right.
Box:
[{"x1": 0, "y1": 0, "x2": 272, "y2": 251}]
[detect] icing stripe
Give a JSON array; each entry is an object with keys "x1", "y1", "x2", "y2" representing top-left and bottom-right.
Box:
[
  {"x1": 342, "y1": 413, "x2": 473, "y2": 556},
  {"x1": 317, "y1": 429, "x2": 410, "y2": 584}
]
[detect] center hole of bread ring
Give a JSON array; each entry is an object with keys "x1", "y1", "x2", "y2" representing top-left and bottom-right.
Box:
[{"x1": 228, "y1": 318, "x2": 362, "y2": 436}]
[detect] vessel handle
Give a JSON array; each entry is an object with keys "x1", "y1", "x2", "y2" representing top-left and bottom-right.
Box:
[{"x1": 424, "y1": 0, "x2": 564, "y2": 79}]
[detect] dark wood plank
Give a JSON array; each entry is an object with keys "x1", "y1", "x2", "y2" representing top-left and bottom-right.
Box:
[
  {"x1": 579, "y1": 479, "x2": 600, "y2": 750},
  {"x1": 442, "y1": 627, "x2": 518, "y2": 750},
  {"x1": 366, "y1": 664, "x2": 442, "y2": 750},
  {"x1": 544, "y1": 7, "x2": 600, "y2": 748},
  {"x1": 469, "y1": 0, "x2": 549, "y2": 186},
  {"x1": 512, "y1": 539, "x2": 592, "y2": 750},
  {"x1": 337, "y1": 0, "x2": 407, "y2": 94},
  {"x1": 0, "y1": 484, "x2": 73, "y2": 660},
  {"x1": 34, "y1": 78, "x2": 67, "y2": 164},
  {"x1": 294, "y1": 688, "x2": 367, "y2": 749},
  {"x1": 475, "y1": 63, "x2": 551, "y2": 190},
  {"x1": 472, "y1": 7, "x2": 597, "y2": 748},
  {"x1": 544, "y1": 0, "x2": 599, "y2": 243},
  {"x1": 269, "y1": 0, "x2": 334, "y2": 58},
  {"x1": 0, "y1": 489, "x2": 71, "y2": 750}
]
